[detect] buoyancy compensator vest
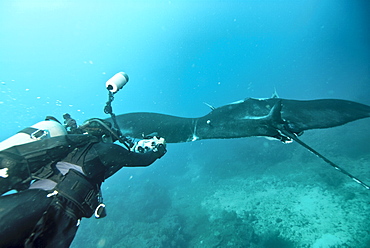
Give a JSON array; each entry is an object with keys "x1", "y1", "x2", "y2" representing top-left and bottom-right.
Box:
[{"x1": 0, "y1": 119, "x2": 96, "y2": 195}]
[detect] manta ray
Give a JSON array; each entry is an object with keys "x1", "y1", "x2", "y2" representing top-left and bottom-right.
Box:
[
  {"x1": 107, "y1": 97, "x2": 370, "y2": 189},
  {"x1": 110, "y1": 98, "x2": 370, "y2": 142}
]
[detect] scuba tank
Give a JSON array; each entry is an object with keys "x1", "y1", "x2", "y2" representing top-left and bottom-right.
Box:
[
  {"x1": 0, "y1": 120, "x2": 67, "y2": 152},
  {"x1": 0, "y1": 119, "x2": 95, "y2": 195}
]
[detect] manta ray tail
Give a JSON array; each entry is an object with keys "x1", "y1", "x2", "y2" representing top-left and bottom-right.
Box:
[
  {"x1": 278, "y1": 125, "x2": 370, "y2": 190},
  {"x1": 267, "y1": 101, "x2": 370, "y2": 190}
]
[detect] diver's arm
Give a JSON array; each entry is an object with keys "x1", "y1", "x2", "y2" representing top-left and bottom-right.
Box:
[{"x1": 93, "y1": 143, "x2": 163, "y2": 179}]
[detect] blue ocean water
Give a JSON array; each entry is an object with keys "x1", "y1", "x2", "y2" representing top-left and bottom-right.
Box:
[{"x1": 1, "y1": 1, "x2": 370, "y2": 247}]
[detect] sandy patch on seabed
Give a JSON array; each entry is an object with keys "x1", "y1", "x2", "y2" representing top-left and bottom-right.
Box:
[{"x1": 201, "y1": 173, "x2": 370, "y2": 247}]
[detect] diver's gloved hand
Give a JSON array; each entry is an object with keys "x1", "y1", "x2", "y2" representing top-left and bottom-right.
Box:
[
  {"x1": 154, "y1": 142, "x2": 167, "y2": 159},
  {"x1": 133, "y1": 136, "x2": 167, "y2": 158}
]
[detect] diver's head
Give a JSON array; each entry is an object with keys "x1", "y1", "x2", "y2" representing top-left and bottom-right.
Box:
[{"x1": 79, "y1": 118, "x2": 115, "y2": 142}]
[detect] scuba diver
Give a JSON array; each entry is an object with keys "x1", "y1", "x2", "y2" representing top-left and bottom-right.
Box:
[
  {"x1": 0, "y1": 72, "x2": 167, "y2": 247},
  {"x1": 0, "y1": 116, "x2": 166, "y2": 247}
]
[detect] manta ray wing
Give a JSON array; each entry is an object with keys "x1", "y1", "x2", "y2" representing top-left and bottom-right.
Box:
[{"x1": 110, "y1": 98, "x2": 370, "y2": 143}]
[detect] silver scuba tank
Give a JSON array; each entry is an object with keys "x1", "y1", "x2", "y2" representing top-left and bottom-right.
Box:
[{"x1": 0, "y1": 120, "x2": 67, "y2": 152}]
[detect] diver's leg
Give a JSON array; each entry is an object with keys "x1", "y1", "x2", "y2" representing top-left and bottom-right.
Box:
[
  {"x1": 30, "y1": 197, "x2": 81, "y2": 248},
  {"x1": 0, "y1": 189, "x2": 52, "y2": 247}
]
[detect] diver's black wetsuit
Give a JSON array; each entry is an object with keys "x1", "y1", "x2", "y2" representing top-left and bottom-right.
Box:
[{"x1": 0, "y1": 141, "x2": 163, "y2": 247}]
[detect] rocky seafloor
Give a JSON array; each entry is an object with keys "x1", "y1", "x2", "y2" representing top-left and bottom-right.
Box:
[{"x1": 72, "y1": 123, "x2": 370, "y2": 248}]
